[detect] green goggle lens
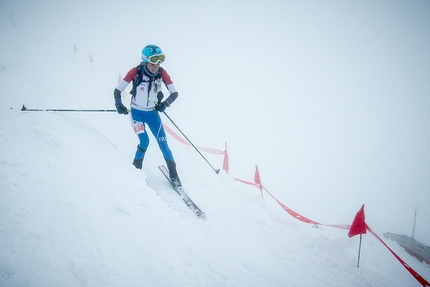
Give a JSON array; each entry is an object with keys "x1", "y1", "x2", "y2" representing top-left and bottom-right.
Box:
[{"x1": 148, "y1": 54, "x2": 165, "y2": 64}]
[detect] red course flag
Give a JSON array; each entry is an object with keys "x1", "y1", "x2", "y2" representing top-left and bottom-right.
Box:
[
  {"x1": 254, "y1": 165, "x2": 262, "y2": 189},
  {"x1": 73, "y1": 43, "x2": 77, "y2": 53},
  {"x1": 89, "y1": 53, "x2": 93, "y2": 63},
  {"x1": 222, "y1": 142, "x2": 229, "y2": 173},
  {"x1": 348, "y1": 204, "x2": 367, "y2": 237},
  {"x1": 254, "y1": 165, "x2": 264, "y2": 200}
]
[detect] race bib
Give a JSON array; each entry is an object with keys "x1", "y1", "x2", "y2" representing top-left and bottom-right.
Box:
[{"x1": 133, "y1": 121, "x2": 145, "y2": 134}]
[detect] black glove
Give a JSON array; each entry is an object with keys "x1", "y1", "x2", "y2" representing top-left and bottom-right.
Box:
[
  {"x1": 157, "y1": 91, "x2": 164, "y2": 103},
  {"x1": 154, "y1": 101, "x2": 168, "y2": 113},
  {"x1": 116, "y1": 103, "x2": 129, "y2": 115}
]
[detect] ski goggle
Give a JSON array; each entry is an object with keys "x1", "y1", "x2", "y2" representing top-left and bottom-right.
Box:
[{"x1": 148, "y1": 54, "x2": 165, "y2": 64}]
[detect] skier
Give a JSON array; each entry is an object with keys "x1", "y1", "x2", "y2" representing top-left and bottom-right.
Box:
[{"x1": 114, "y1": 44, "x2": 181, "y2": 187}]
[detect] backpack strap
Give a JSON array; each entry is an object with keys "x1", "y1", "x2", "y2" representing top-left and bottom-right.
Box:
[
  {"x1": 129, "y1": 63, "x2": 144, "y2": 97},
  {"x1": 130, "y1": 63, "x2": 163, "y2": 98}
]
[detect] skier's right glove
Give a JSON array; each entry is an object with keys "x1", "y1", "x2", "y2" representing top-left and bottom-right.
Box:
[
  {"x1": 114, "y1": 88, "x2": 128, "y2": 115},
  {"x1": 115, "y1": 103, "x2": 129, "y2": 115},
  {"x1": 154, "y1": 101, "x2": 168, "y2": 113}
]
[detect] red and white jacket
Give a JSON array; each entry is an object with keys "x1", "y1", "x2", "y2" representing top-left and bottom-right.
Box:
[{"x1": 116, "y1": 66, "x2": 178, "y2": 111}]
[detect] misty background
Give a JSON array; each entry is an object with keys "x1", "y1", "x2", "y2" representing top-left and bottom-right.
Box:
[{"x1": 2, "y1": 0, "x2": 429, "y2": 247}]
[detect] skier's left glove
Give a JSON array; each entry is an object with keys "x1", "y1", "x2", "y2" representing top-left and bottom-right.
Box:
[{"x1": 155, "y1": 101, "x2": 168, "y2": 113}]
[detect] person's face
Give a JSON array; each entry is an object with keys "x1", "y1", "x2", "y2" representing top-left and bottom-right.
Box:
[{"x1": 146, "y1": 62, "x2": 160, "y2": 74}]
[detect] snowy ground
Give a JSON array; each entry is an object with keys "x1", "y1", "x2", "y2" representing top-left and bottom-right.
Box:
[{"x1": 1, "y1": 1, "x2": 430, "y2": 286}]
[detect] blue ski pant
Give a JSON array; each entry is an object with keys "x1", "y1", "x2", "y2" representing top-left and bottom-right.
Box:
[{"x1": 130, "y1": 108, "x2": 174, "y2": 161}]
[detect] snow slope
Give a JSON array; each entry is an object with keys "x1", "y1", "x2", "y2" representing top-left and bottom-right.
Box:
[
  {"x1": 4, "y1": 103, "x2": 430, "y2": 287},
  {"x1": 1, "y1": 1, "x2": 430, "y2": 286}
]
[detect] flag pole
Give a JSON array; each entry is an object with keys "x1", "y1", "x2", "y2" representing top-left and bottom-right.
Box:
[
  {"x1": 357, "y1": 234, "x2": 363, "y2": 267},
  {"x1": 348, "y1": 204, "x2": 366, "y2": 268}
]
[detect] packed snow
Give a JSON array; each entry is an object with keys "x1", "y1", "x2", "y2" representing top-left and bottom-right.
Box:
[{"x1": 1, "y1": 0, "x2": 430, "y2": 286}]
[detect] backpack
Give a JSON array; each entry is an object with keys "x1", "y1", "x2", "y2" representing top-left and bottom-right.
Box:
[{"x1": 130, "y1": 63, "x2": 163, "y2": 98}]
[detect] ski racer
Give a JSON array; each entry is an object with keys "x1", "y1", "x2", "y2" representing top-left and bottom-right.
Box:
[{"x1": 113, "y1": 44, "x2": 181, "y2": 187}]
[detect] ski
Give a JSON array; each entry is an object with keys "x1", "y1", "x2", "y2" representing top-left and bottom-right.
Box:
[{"x1": 158, "y1": 165, "x2": 205, "y2": 219}]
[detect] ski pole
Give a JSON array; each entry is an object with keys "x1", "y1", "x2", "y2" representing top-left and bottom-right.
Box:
[
  {"x1": 21, "y1": 105, "x2": 116, "y2": 112},
  {"x1": 162, "y1": 111, "x2": 220, "y2": 174}
]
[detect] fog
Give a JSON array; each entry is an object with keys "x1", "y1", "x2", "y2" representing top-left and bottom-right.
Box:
[{"x1": 2, "y1": 0, "x2": 430, "y2": 249}]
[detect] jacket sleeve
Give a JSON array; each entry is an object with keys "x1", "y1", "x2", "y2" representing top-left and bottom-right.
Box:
[
  {"x1": 114, "y1": 67, "x2": 137, "y2": 103},
  {"x1": 161, "y1": 69, "x2": 178, "y2": 105}
]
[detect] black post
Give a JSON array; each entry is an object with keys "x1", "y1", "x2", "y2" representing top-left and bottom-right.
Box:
[{"x1": 21, "y1": 105, "x2": 116, "y2": 112}]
